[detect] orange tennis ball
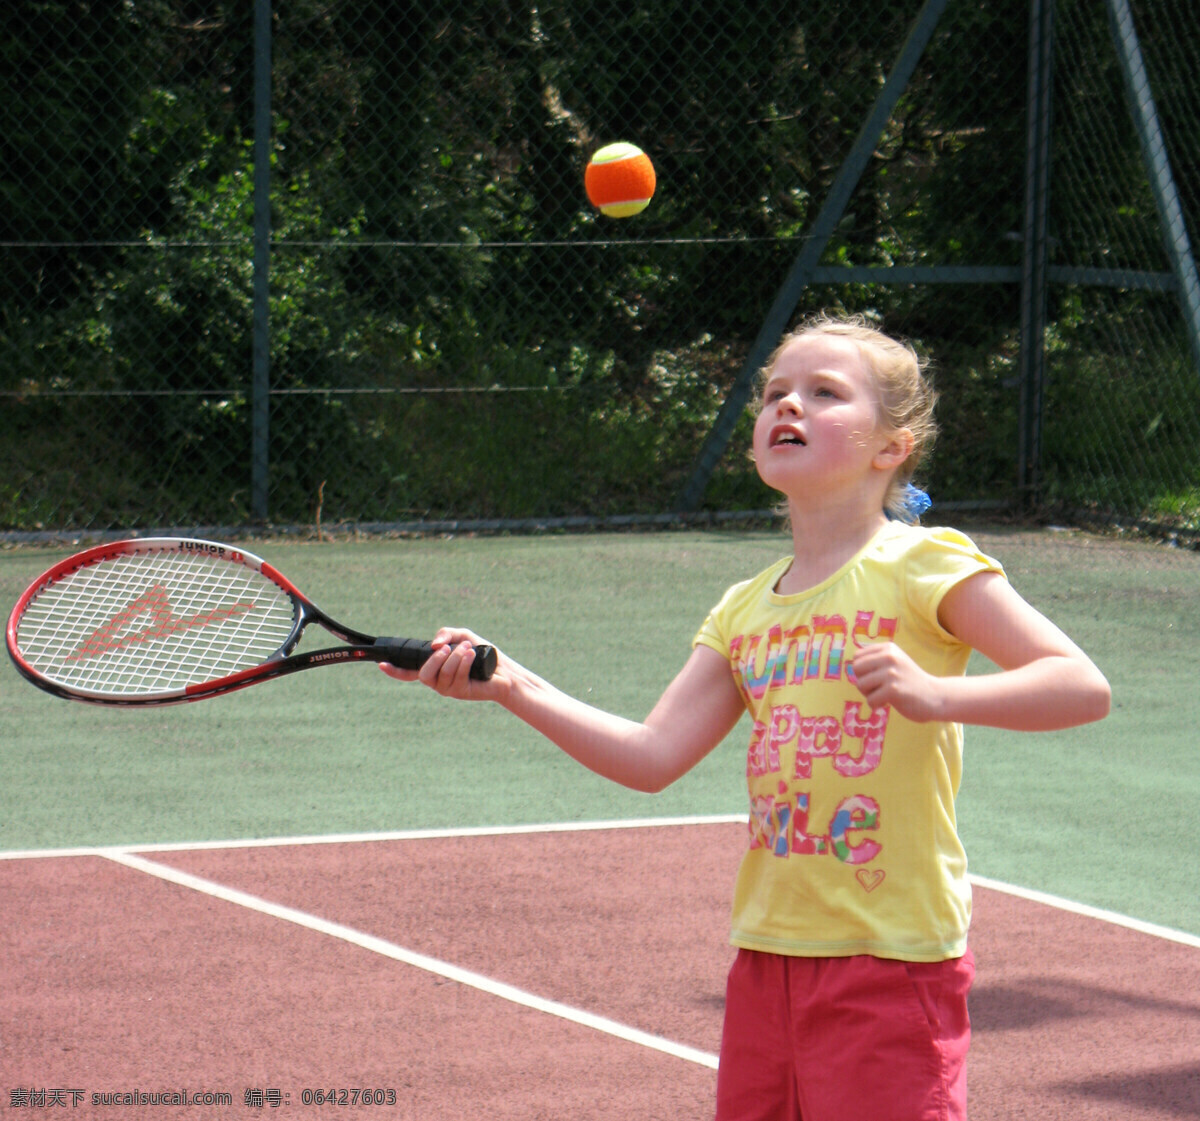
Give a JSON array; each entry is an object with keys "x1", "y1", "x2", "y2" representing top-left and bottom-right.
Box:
[{"x1": 585, "y1": 142, "x2": 656, "y2": 218}]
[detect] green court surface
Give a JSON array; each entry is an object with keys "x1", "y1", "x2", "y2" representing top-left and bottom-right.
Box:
[{"x1": 2, "y1": 524, "x2": 1197, "y2": 937}]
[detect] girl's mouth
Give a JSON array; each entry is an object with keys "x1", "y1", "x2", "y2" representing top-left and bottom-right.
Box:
[{"x1": 769, "y1": 426, "x2": 806, "y2": 448}]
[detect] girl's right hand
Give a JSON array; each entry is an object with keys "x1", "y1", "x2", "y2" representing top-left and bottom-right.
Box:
[{"x1": 379, "y1": 627, "x2": 510, "y2": 702}]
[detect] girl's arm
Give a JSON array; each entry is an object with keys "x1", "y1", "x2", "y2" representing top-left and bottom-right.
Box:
[
  {"x1": 849, "y1": 571, "x2": 1111, "y2": 730},
  {"x1": 385, "y1": 632, "x2": 746, "y2": 793}
]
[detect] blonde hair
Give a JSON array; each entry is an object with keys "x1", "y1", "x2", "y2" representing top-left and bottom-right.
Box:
[{"x1": 758, "y1": 313, "x2": 938, "y2": 520}]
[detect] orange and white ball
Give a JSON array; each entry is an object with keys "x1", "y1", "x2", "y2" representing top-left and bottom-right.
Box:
[{"x1": 585, "y1": 143, "x2": 656, "y2": 218}]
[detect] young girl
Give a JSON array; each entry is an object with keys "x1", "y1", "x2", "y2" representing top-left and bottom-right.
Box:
[{"x1": 382, "y1": 313, "x2": 1111, "y2": 1121}]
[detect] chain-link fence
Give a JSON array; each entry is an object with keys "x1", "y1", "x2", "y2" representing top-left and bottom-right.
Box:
[{"x1": 2, "y1": 0, "x2": 1197, "y2": 535}]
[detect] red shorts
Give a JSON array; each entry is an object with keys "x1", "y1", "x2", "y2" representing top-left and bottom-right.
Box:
[{"x1": 713, "y1": 948, "x2": 974, "y2": 1121}]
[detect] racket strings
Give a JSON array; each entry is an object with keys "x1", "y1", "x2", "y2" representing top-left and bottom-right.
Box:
[{"x1": 16, "y1": 551, "x2": 297, "y2": 696}]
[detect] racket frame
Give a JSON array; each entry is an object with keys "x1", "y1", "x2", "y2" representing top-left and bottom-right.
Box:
[{"x1": 6, "y1": 537, "x2": 495, "y2": 706}]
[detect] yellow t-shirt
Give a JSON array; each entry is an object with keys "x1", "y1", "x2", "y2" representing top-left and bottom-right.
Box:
[{"x1": 694, "y1": 522, "x2": 1005, "y2": 962}]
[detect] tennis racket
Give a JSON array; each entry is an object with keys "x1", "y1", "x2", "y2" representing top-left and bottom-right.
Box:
[{"x1": 6, "y1": 537, "x2": 496, "y2": 706}]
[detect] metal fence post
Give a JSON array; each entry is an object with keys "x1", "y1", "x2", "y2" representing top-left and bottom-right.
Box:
[
  {"x1": 675, "y1": 0, "x2": 952, "y2": 513},
  {"x1": 1018, "y1": 0, "x2": 1054, "y2": 507},
  {"x1": 251, "y1": 0, "x2": 272, "y2": 522},
  {"x1": 1105, "y1": 0, "x2": 1200, "y2": 377}
]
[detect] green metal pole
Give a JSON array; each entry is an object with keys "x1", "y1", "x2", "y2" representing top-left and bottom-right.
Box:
[
  {"x1": 1106, "y1": 0, "x2": 1200, "y2": 376},
  {"x1": 675, "y1": 0, "x2": 952, "y2": 512},
  {"x1": 251, "y1": 0, "x2": 271, "y2": 522},
  {"x1": 1018, "y1": 0, "x2": 1054, "y2": 507}
]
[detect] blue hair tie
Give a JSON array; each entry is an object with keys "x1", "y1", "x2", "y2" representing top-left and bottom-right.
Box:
[{"x1": 891, "y1": 484, "x2": 931, "y2": 523}]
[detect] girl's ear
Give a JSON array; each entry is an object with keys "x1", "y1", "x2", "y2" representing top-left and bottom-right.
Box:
[{"x1": 873, "y1": 427, "x2": 914, "y2": 471}]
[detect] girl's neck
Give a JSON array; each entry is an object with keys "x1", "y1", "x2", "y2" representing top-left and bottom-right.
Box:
[{"x1": 777, "y1": 499, "x2": 889, "y2": 594}]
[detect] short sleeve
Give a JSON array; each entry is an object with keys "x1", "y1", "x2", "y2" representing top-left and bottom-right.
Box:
[
  {"x1": 692, "y1": 557, "x2": 791, "y2": 663},
  {"x1": 693, "y1": 607, "x2": 729, "y2": 660},
  {"x1": 904, "y1": 527, "x2": 1006, "y2": 638}
]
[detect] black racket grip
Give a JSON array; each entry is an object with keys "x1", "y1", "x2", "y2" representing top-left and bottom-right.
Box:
[{"x1": 375, "y1": 637, "x2": 497, "y2": 681}]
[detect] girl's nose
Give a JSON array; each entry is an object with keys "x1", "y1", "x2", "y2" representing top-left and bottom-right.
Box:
[{"x1": 777, "y1": 391, "x2": 803, "y2": 415}]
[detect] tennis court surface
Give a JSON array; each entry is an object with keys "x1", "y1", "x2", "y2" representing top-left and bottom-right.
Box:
[
  {"x1": 4, "y1": 526, "x2": 1199, "y2": 1117},
  {"x1": 5, "y1": 818, "x2": 1199, "y2": 1119}
]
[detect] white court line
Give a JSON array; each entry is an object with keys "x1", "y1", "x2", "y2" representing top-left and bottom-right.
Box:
[
  {"x1": 970, "y1": 873, "x2": 1200, "y2": 950},
  {"x1": 3, "y1": 815, "x2": 1198, "y2": 949},
  {"x1": 0, "y1": 814, "x2": 747, "y2": 861},
  {"x1": 100, "y1": 848, "x2": 720, "y2": 1071}
]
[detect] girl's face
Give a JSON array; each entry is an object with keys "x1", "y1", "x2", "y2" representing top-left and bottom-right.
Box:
[{"x1": 752, "y1": 333, "x2": 893, "y2": 498}]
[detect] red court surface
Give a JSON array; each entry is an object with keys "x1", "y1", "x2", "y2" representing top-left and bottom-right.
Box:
[{"x1": 4, "y1": 821, "x2": 1199, "y2": 1119}]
